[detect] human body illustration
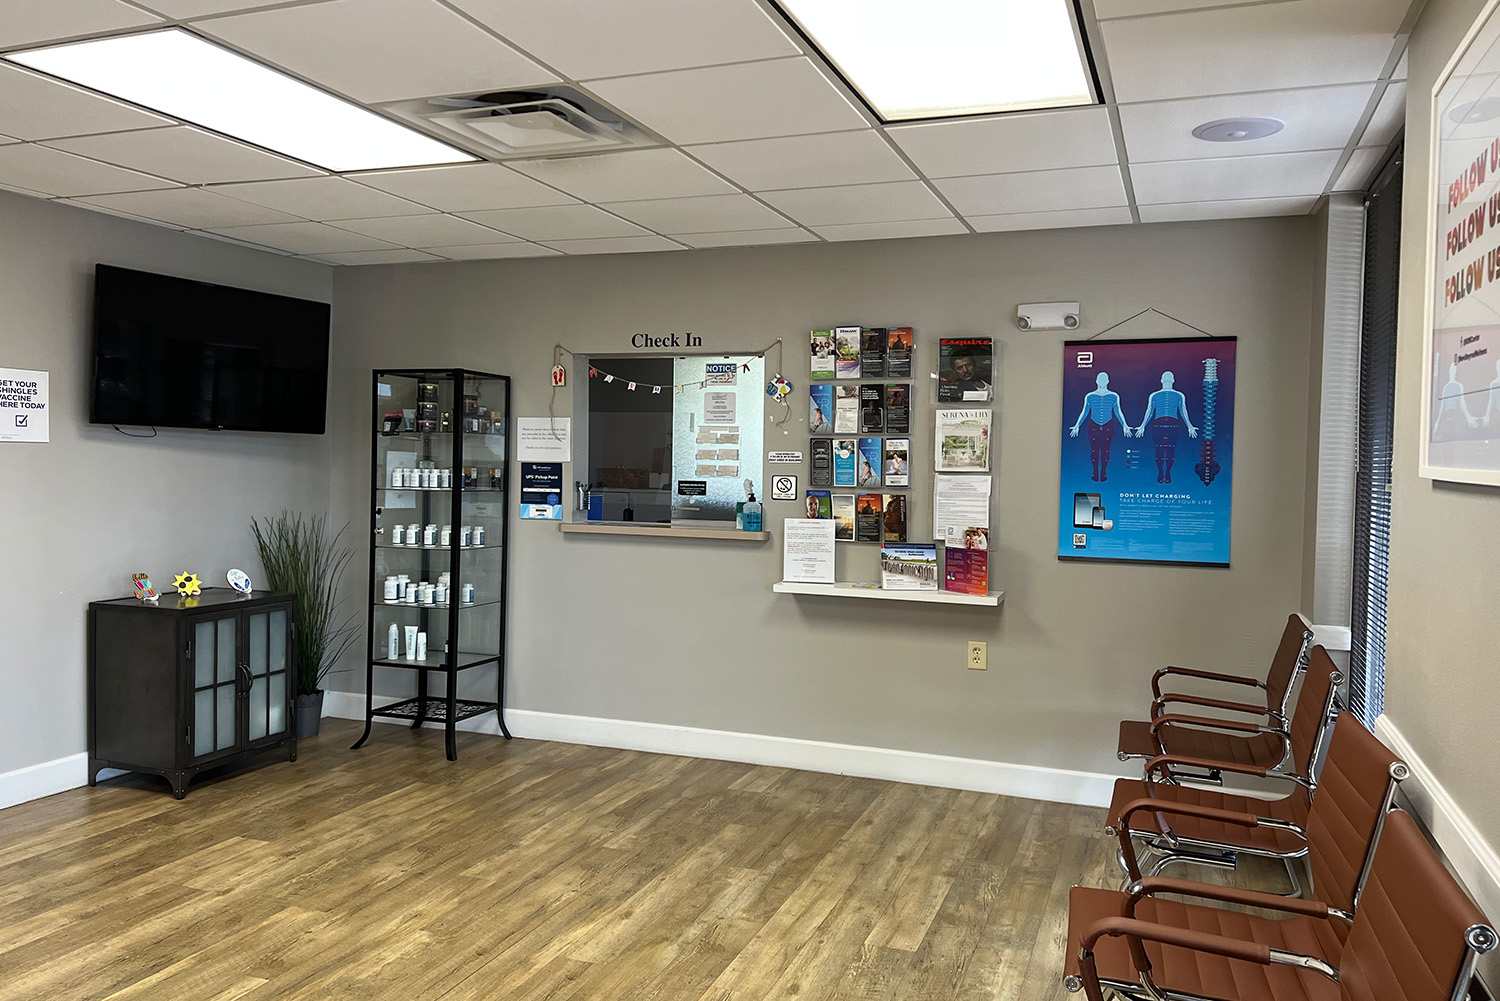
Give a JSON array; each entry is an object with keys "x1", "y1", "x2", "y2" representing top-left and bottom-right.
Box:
[
  {"x1": 1135, "y1": 372, "x2": 1198, "y2": 483},
  {"x1": 1068, "y1": 372, "x2": 1130, "y2": 482},
  {"x1": 1434, "y1": 360, "x2": 1480, "y2": 434}
]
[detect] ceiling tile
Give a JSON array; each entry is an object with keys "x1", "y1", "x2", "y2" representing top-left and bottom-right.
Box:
[
  {"x1": 1362, "y1": 82, "x2": 1407, "y2": 147},
  {"x1": 888, "y1": 108, "x2": 1118, "y2": 178},
  {"x1": 1102, "y1": 0, "x2": 1414, "y2": 103},
  {"x1": 934, "y1": 166, "x2": 1127, "y2": 215},
  {"x1": 966, "y1": 207, "x2": 1135, "y2": 232},
  {"x1": 1138, "y1": 196, "x2": 1318, "y2": 223},
  {"x1": 600, "y1": 194, "x2": 794, "y2": 235},
  {"x1": 56, "y1": 198, "x2": 183, "y2": 229},
  {"x1": 210, "y1": 176, "x2": 433, "y2": 220},
  {"x1": 0, "y1": 145, "x2": 178, "y2": 197},
  {"x1": 313, "y1": 249, "x2": 444, "y2": 266},
  {"x1": 0, "y1": 2, "x2": 163, "y2": 47},
  {"x1": 1131, "y1": 150, "x2": 1342, "y2": 203},
  {"x1": 198, "y1": 0, "x2": 558, "y2": 104},
  {"x1": 811, "y1": 219, "x2": 969, "y2": 242},
  {"x1": 330, "y1": 213, "x2": 517, "y2": 247},
  {"x1": 685, "y1": 131, "x2": 914, "y2": 191},
  {"x1": 45, "y1": 126, "x2": 323, "y2": 184},
  {"x1": 1094, "y1": 0, "x2": 1250, "y2": 16},
  {"x1": 429, "y1": 243, "x2": 562, "y2": 260},
  {"x1": 207, "y1": 221, "x2": 401, "y2": 255},
  {"x1": 0, "y1": 180, "x2": 49, "y2": 198},
  {"x1": 69, "y1": 187, "x2": 303, "y2": 228},
  {"x1": 449, "y1": 0, "x2": 799, "y2": 79},
  {"x1": 678, "y1": 229, "x2": 818, "y2": 249},
  {"x1": 192, "y1": 230, "x2": 295, "y2": 255},
  {"x1": 136, "y1": 1, "x2": 285, "y2": 15},
  {"x1": 541, "y1": 235, "x2": 685, "y2": 255},
  {"x1": 457, "y1": 204, "x2": 650, "y2": 240},
  {"x1": 1333, "y1": 147, "x2": 1391, "y2": 191},
  {"x1": 508, "y1": 148, "x2": 734, "y2": 202},
  {"x1": 759, "y1": 181, "x2": 952, "y2": 226},
  {"x1": 0, "y1": 64, "x2": 174, "y2": 141},
  {"x1": 1120, "y1": 84, "x2": 1376, "y2": 163},
  {"x1": 584, "y1": 58, "x2": 869, "y2": 145},
  {"x1": 348, "y1": 163, "x2": 577, "y2": 212}
]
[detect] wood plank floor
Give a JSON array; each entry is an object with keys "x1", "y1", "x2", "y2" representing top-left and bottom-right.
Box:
[{"x1": 0, "y1": 720, "x2": 1283, "y2": 1001}]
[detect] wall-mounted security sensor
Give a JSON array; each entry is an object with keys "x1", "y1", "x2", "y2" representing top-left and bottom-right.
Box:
[{"x1": 1017, "y1": 302, "x2": 1081, "y2": 331}]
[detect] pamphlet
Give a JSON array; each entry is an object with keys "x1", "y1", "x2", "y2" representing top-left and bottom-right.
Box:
[
  {"x1": 883, "y1": 438, "x2": 910, "y2": 487},
  {"x1": 885, "y1": 384, "x2": 910, "y2": 434},
  {"x1": 834, "y1": 384, "x2": 858, "y2": 433},
  {"x1": 810, "y1": 329, "x2": 835, "y2": 380},
  {"x1": 883, "y1": 493, "x2": 908, "y2": 543},
  {"x1": 944, "y1": 546, "x2": 988, "y2": 595},
  {"x1": 859, "y1": 383, "x2": 884, "y2": 433},
  {"x1": 860, "y1": 327, "x2": 887, "y2": 377},
  {"x1": 886, "y1": 327, "x2": 914, "y2": 378},
  {"x1": 809, "y1": 384, "x2": 833, "y2": 434},
  {"x1": 783, "y1": 518, "x2": 836, "y2": 583},
  {"x1": 805, "y1": 489, "x2": 832, "y2": 519},
  {"x1": 835, "y1": 326, "x2": 861, "y2": 378},
  {"x1": 855, "y1": 493, "x2": 884, "y2": 543},
  {"x1": 832, "y1": 493, "x2": 856, "y2": 541},
  {"x1": 833, "y1": 438, "x2": 858, "y2": 487},
  {"x1": 938, "y1": 337, "x2": 994, "y2": 403},
  {"x1": 933, "y1": 473, "x2": 992, "y2": 540},
  {"x1": 881, "y1": 543, "x2": 938, "y2": 590},
  {"x1": 935, "y1": 408, "x2": 992, "y2": 472},
  {"x1": 810, "y1": 438, "x2": 832, "y2": 487},
  {"x1": 857, "y1": 437, "x2": 883, "y2": 487}
]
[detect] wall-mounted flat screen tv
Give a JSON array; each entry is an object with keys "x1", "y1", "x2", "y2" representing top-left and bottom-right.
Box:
[{"x1": 90, "y1": 264, "x2": 331, "y2": 434}]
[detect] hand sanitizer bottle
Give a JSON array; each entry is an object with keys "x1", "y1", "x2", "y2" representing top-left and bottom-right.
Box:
[{"x1": 742, "y1": 489, "x2": 762, "y2": 532}]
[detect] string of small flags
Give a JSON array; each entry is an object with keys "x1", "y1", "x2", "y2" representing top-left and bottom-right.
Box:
[{"x1": 587, "y1": 360, "x2": 753, "y2": 394}]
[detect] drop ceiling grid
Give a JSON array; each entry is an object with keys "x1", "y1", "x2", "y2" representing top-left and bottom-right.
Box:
[{"x1": 0, "y1": 0, "x2": 1427, "y2": 261}]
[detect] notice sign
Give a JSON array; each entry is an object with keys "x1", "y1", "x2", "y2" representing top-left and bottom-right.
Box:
[
  {"x1": 520, "y1": 462, "x2": 562, "y2": 520},
  {"x1": 516, "y1": 418, "x2": 571, "y2": 461},
  {"x1": 705, "y1": 362, "x2": 738, "y2": 386},
  {"x1": 0, "y1": 369, "x2": 48, "y2": 443},
  {"x1": 704, "y1": 391, "x2": 736, "y2": 425}
]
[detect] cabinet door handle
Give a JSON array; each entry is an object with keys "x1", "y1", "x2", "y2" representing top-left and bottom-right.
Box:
[{"x1": 238, "y1": 664, "x2": 252, "y2": 695}]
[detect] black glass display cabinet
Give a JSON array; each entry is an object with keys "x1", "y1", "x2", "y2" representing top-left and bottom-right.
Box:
[
  {"x1": 354, "y1": 368, "x2": 512, "y2": 761},
  {"x1": 88, "y1": 588, "x2": 298, "y2": 799}
]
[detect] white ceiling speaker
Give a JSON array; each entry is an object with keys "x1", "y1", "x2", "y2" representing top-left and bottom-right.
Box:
[
  {"x1": 382, "y1": 87, "x2": 659, "y2": 160},
  {"x1": 1017, "y1": 302, "x2": 1080, "y2": 331},
  {"x1": 1192, "y1": 117, "x2": 1285, "y2": 143}
]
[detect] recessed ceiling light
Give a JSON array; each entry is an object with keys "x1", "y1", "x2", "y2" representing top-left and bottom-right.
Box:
[
  {"x1": 4, "y1": 29, "x2": 476, "y2": 173},
  {"x1": 1192, "y1": 117, "x2": 1285, "y2": 143},
  {"x1": 1449, "y1": 99, "x2": 1500, "y2": 125},
  {"x1": 775, "y1": 0, "x2": 1094, "y2": 122}
]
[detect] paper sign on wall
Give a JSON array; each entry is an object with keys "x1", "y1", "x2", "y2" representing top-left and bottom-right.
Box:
[
  {"x1": 0, "y1": 369, "x2": 48, "y2": 443},
  {"x1": 704, "y1": 392, "x2": 736, "y2": 425},
  {"x1": 520, "y1": 462, "x2": 563, "y2": 520},
  {"x1": 516, "y1": 417, "x2": 571, "y2": 461}
]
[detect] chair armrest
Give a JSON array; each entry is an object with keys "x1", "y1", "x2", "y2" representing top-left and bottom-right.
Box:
[
  {"x1": 1074, "y1": 916, "x2": 1271, "y2": 1001},
  {"x1": 1151, "y1": 665, "x2": 1260, "y2": 699},
  {"x1": 1125, "y1": 877, "x2": 1331, "y2": 920},
  {"x1": 1150, "y1": 693, "x2": 1275, "y2": 719},
  {"x1": 1150, "y1": 713, "x2": 1275, "y2": 736},
  {"x1": 1144, "y1": 754, "x2": 1268, "y2": 781},
  {"x1": 1111, "y1": 797, "x2": 1260, "y2": 879}
]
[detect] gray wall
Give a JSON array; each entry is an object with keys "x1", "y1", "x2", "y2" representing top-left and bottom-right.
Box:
[
  {"x1": 330, "y1": 218, "x2": 1318, "y2": 777},
  {"x1": 0, "y1": 190, "x2": 331, "y2": 776},
  {"x1": 1391, "y1": 0, "x2": 1500, "y2": 845}
]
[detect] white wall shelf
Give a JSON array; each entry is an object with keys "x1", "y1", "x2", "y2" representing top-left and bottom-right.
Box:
[
  {"x1": 772, "y1": 581, "x2": 1004, "y2": 606},
  {"x1": 561, "y1": 522, "x2": 769, "y2": 541}
]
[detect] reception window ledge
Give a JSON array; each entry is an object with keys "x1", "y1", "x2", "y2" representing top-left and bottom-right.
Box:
[{"x1": 560, "y1": 521, "x2": 769, "y2": 542}]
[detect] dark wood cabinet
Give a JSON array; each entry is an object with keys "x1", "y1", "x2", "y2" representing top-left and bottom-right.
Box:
[{"x1": 88, "y1": 588, "x2": 297, "y2": 798}]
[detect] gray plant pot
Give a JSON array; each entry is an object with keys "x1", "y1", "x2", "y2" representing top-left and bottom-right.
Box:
[{"x1": 295, "y1": 691, "x2": 324, "y2": 738}]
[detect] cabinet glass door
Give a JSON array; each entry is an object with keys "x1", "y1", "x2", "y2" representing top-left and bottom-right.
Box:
[
  {"x1": 246, "y1": 608, "x2": 290, "y2": 742},
  {"x1": 192, "y1": 615, "x2": 239, "y2": 760}
]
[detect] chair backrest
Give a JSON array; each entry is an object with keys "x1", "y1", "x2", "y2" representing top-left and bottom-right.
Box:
[
  {"x1": 1290, "y1": 646, "x2": 1343, "y2": 779},
  {"x1": 1304, "y1": 713, "x2": 1403, "y2": 917},
  {"x1": 1338, "y1": 810, "x2": 1494, "y2": 1001},
  {"x1": 1265, "y1": 613, "x2": 1315, "y2": 716}
]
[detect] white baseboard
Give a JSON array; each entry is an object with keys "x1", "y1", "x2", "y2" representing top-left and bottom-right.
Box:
[
  {"x1": 0, "y1": 753, "x2": 87, "y2": 811},
  {"x1": 1374, "y1": 714, "x2": 1500, "y2": 925},
  {"x1": 322, "y1": 691, "x2": 1117, "y2": 808}
]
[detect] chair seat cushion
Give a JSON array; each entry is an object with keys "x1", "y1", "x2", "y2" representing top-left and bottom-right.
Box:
[
  {"x1": 1066, "y1": 884, "x2": 1343, "y2": 1001},
  {"x1": 1109, "y1": 779, "x2": 1311, "y2": 856},
  {"x1": 1118, "y1": 718, "x2": 1288, "y2": 769}
]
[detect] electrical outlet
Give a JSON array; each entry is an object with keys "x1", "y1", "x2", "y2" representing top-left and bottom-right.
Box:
[{"x1": 967, "y1": 641, "x2": 987, "y2": 670}]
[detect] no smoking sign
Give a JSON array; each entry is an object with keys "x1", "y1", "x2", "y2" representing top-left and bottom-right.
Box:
[{"x1": 770, "y1": 475, "x2": 798, "y2": 501}]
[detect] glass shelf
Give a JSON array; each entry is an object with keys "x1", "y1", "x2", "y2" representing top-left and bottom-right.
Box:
[
  {"x1": 373, "y1": 544, "x2": 502, "y2": 552},
  {"x1": 375, "y1": 487, "x2": 506, "y2": 495},
  {"x1": 373, "y1": 598, "x2": 503, "y2": 611},
  {"x1": 370, "y1": 651, "x2": 500, "y2": 671}
]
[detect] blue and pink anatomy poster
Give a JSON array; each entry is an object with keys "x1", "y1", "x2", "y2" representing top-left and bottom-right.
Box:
[{"x1": 1058, "y1": 337, "x2": 1236, "y2": 567}]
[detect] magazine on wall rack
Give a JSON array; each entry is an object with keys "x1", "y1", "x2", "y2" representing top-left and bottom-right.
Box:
[
  {"x1": 835, "y1": 326, "x2": 861, "y2": 378},
  {"x1": 857, "y1": 437, "x2": 883, "y2": 487},
  {"x1": 881, "y1": 543, "x2": 937, "y2": 590},
  {"x1": 935, "y1": 409, "x2": 991, "y2": 472},
  {"x1": 938, "y1": 337, "x2": 993, "y2": 402},
  {"x1": 859, "y1": 384, "x2": 884, "y2": 433},
  {"x1": 810, "y1": 438, "x2": 832, "y2": 487},
  {"x1": 861, "y1": 327, "x2": 886, "y2": 377},
  {"x1": 883, "y1": 438, "x2": 910, "y2": 487},
  {"x1": 885, "y1": 384, "x2": 910, "y2": 434},
  {"x1": 855, "y1": 493, "x2": 884, "y2": 542},
  {"x1": 804, "y1": 490, "x2": 832, "y2": 519},
  {"x1": 883, "y1": 493, "x2": 907, "y2": 543},
  {"x1": 832, "y1": 493, "x2": 855, "y2": 541},
  {"x1": 834, "y1": 384, "x2": 859, "y2": 433},
  {"x1": 886, "y1": 327, "x2": 913, "y2": 378},
  {"x1": 810, "y1": 329, "x2": 835, "y2": 380},
  {"x1": 833, "y1": 438, "x2": 858, "y2": 487},
  {"x1": 943, "y1": 546, "x2": 988, "y2": 595},
  {"x1": 809, "y1": 384, "x2": 833, "y2": 434}
]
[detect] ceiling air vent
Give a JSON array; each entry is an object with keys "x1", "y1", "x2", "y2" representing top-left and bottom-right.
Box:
[{"x1": 381, "y1": 87, "x2": 660, "y2": 160}]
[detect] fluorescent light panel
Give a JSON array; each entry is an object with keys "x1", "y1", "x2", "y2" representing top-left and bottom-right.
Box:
[
  {"x1": 5, "y1": 29, "x2": 476, "y2": 172},
  {"x1": 777, "y1": 0, "x2": 1094, "y2": 121}
]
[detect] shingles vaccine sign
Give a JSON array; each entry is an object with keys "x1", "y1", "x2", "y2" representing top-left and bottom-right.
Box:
[{"x1": 0, "y1": 369, "x2": 49, "y2": 443}]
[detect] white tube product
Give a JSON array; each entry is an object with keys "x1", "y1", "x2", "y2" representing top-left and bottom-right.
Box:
[
  {"x1": 387, "y1": 623, "x2": 399, "y2": 659},
  {"x1": 416, "y1": 631, "x2": 427, "y2": 660},
  {"x1": 404, "y1": 625, "x2": 419, "y2": 660}
]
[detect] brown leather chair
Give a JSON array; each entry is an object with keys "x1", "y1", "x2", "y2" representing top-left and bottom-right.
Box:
[
  {"x1": 1064, "y1": 809, "x2": 1497, "y2": 1001},
  {"x1": 1119, "y1": 613, "x2": 1314, "y2": 779}
]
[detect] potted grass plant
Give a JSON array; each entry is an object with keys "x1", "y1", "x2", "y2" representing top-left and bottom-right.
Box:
[{"x1": 251, "y1": 511, "x2": 358, "y2": 737}]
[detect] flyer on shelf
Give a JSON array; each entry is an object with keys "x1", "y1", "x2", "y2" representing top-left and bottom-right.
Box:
[
  {"x1": 881, "y1": 543, "x2": 937, "y2": 590},
  {"x1": 804, "y1": 489, "x2": 832, "y2": 518},
  {"x1": 885, "y1": 383, "x2": 910, "y2": 434},
  {"x1": 883, "y1": 493, "x2": 908, "y2": 543},
  {"x1": 833, "y1": 438, "x2": 858, "y2": 486},
  {"x1": 886, "y1": 327, "x2": 913, "y2": 378},
  {"x1": 808, "y1": 384, "x2": 833, "y2": 433},
  {"x1": 810, "y1": 329, "x2": 835, "y2": 380},
  {"x1": 944, "y1": 546, "x2": 988, "y2": 595},
  {"x1": 832, "y1": 493, "x2": 856, "y2": 541},
  {"x1": 883, "y1": 438, "x2": 910, "y2": 487},
  {"x1": 835, "y1": 326, "x2": 861, "y2": 378},
  {"x1": 857, "y1": 437, "x2": 883, "y2": 487},
  {"x1": 834, "y1": 384, "x2": 859, "y2": 433},
  {"x1": 855, "y1": 493, "x2": 884, "y2": 542},
  {"x1": 938, "y1": 337, "x2": 994, "y2": 402},
  {"x1": 860, "y1": 327, "x2": 887, "y2": 377},
  {"x1": 859, "y1": 383, "x2": 884, "y2": 433}
]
